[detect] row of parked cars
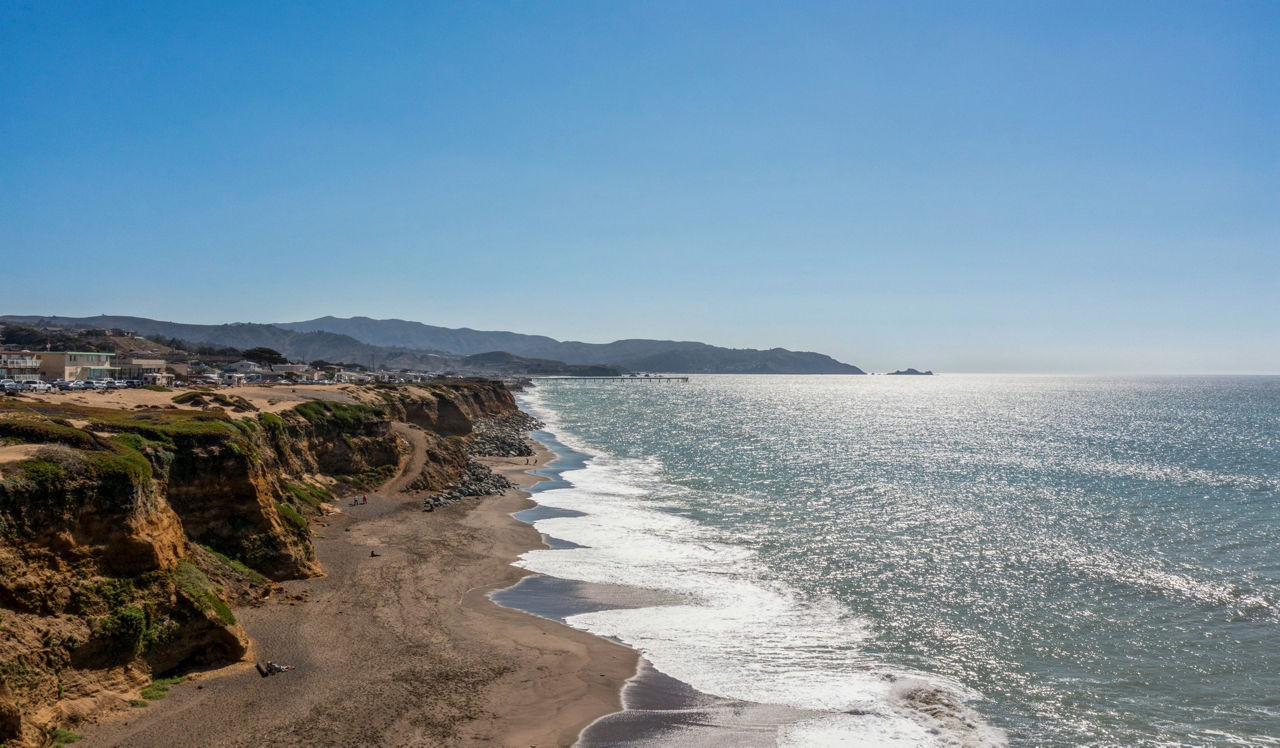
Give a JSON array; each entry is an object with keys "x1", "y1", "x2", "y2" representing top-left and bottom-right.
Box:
[{"x1": 0, "y1": 378, "x2": 147, "y2": 393}]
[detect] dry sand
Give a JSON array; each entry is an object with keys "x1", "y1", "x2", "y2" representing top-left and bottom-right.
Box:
[{"x1": 79, "y1": 441, "x2": 638, "y2": 747}]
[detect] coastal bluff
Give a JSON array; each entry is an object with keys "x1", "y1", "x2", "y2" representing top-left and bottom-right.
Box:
[{"x1": 0, "y1": 380, "x2": 519, "y2": 745}]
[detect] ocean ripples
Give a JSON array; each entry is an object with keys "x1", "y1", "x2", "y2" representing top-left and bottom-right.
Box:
[{"x1": 519, "y1": 375, "x2": 1280, "y2": 745}]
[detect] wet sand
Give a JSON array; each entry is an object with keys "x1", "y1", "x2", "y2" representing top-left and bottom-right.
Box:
[{"x1": 80, "y1": 442, "x2": 638, "y2": 747}]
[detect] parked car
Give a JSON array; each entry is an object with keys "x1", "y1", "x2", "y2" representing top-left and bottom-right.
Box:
[
  {"x1": 20, "y1": 381, "x2": 53, "y2": 393},
  {"x1": 0, "y1": 379, "x2": 18, "y2": 393},
  {"x1": 51, "y1": 379, "x2": 71, "y2": 390},
  {"x1": 125, "y1": 379, "x2": 143, "y2": 388}
]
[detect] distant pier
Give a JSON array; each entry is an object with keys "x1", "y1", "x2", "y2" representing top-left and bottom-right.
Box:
[{"x1": 536, "y1": 376, "x2": 690, "y2": 382}]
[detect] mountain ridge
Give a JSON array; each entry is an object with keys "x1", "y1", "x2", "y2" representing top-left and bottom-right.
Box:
[
  {"x1": 0, "y1": 314, "x2": 865, "y2": 375},
  {"x1": 278, "y1": 316, "x2": 865, "y2": 374}
]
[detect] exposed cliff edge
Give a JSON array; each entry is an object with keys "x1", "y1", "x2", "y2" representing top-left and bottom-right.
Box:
[{"x1": 0, "y1": 380, "x2": 518, "y2": 745}]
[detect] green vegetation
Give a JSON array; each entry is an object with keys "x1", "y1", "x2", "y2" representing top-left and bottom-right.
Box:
[
  {"x1": 139, "y1": 675, "x2": 186, "y2": 701},
  {"x1": 275, "y1": 502, "x2": 307, "y2": 531},
  {"x1": 20, "y1": 458, "x2": 68, "y2": 490},
  {"x1": 48, "y1": 726, "x2": 84, "y2": 745},
  {"x1": 171, "y1": 391, "x2": 258, "y2": 413},
  {"x1": 258, "y1": 411, "x2": 286, "y2": 438},
  {"x1": 96, "y1": 604, "x2": 147, "y2": 656},
  {"x1": 242, "y1": 346, "x2": 287, "y2": 366},
  {"x1": 172, "y1": 560, "x2": 235, "y2": 626},
  {"x1": 129, "y1": 699, "x2": 149, "y2": 708},
  {"x1": 293, "y1": 400, "x2": 383, "y2": 430},
  {"x1": 339, "y1": 463, "x2": 397, "y2": 491},
  {"x1": 199, "y1": 544, "x2": 268, "y2": 585},
  {"x1": 140, "y1": 384, "x2": 171, "y2": 392},
  {"x1": 0, "y1": 419, "x2": 104, "y2": 450},
  {"x1": 142, "y1": 615, "x2": 180, "y2": 651},
  {"x1": 0, "y1": 435, "x2": 157, "y2": 526},
  {"x1": 284, "y1": 481, "x2": 331, "y2": 508}
]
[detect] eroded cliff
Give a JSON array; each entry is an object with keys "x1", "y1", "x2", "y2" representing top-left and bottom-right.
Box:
[{"x1": 0, "y1": 379, "x2": 519, "y2": 745}]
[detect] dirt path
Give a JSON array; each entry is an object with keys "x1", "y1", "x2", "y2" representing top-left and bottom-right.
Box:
[{"x1": 385, "y1": 422, "x2": 429, "y2": 495}]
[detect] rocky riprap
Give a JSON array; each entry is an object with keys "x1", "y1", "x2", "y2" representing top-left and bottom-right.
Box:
[
  {"x1": 469, "y1": 411, "x2": 544, "y2": 458},
  {"x1": 422, "y1": 459, "x2": 515, "y2": 511}
]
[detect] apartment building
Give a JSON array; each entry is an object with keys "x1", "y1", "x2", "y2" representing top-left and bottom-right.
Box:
[
  {"x1": 37, "y1": 351, "x2": 118, "y2": 381},
  {"x1": 0, "y1": 352, "x2": 43, "y2": 382}
]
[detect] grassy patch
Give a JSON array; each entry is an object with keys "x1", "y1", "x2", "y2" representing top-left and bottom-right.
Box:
[
  {"x1": 172, "y1": 560, "x2": 235, "y2": 625},
  {"x1": 139, "y1": 675, "x2": 186, "y2": 701},
  {"x1": 338, "y1": 463, "x2": 397, "y2": 491},
  {"x1": 172, "y1": 391, "x2": 258, "y2": 412},
  {"x1": 20, "y1": 458, "x2": 68, "y2": 490},
  {"x1": 199, "y1": 544, "x2": 268, "y2": 585},
  {"x1": 284, "y1": 481, "x2": 331, "y2": 509},
  {"x1": 141, "y1": 384, "x2": 171, "y2": 392},
  {"x1": 48, "y1": 727, "x2": 83, "y2": 745},
  {"x1": 258, "y1": 411, "x2": 286, "y2": 438},
  {"x1": 129, "y1": 699, "x2": 149, "y2": 707},
  {"x1": 275, "y1": 502, "x2": 307, "y2": 531},
  {"x1": 293, "y1": 400, "x2": 383, "y2": 430},
  {"x1": 232, "y1": 417, "x2": 259, "y2": 436},
  {"x1": 0, "y1": 419, "x2": 104, "y2": 450}
]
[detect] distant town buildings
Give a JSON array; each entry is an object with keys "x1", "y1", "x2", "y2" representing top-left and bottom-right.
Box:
[
  {"x1": 0, "y1": 352, "x2": 43, "y2": 382},
  {"x1": 0, "y1": 343, "x2": 454, "y2": 387},
  {"x1": 37, "y1": 351, "x2": 118, "y2": 381}
]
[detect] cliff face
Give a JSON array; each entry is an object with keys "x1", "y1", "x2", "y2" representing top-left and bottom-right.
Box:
[{"x1": 0, "y1": 379, "x2": 519, "y2": 745}]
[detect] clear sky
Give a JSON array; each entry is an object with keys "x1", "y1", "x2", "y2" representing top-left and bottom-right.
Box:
[{"x1": 2, "y1": 1, "x2": 1276, "y2": 373}]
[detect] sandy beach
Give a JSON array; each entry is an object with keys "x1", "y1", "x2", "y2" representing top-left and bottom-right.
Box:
[{"x1": 79, "y1": 439, "x2": 638, "y2": 747}]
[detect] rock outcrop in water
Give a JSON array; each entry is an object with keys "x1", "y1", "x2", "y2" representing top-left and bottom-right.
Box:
[{"x1": 0, "y1": 379, "x2": 521, "y2": 745}]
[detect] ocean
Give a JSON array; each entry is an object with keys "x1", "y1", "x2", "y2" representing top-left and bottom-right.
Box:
[{"x1": 494, "y1": 375, "x2": 1280, "y2": 745}]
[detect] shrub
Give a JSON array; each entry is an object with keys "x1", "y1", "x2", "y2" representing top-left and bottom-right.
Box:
[
  {"x1": 48, "y1": 727, "x2": 83, "y2": 745},
  {"x1": 96, "y1": 604, "x2": 147, "y2": 656},
  {"x1": 20, "y1": 458, "x2": 67, "y2": 490}
]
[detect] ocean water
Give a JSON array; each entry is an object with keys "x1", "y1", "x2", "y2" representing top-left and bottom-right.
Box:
[{"x1": 507, "y1": 375, "x2": 1280, "y2": 745}]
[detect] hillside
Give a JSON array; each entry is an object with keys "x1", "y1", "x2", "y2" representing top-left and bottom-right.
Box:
[
  {"x1": 1, "y1": 315, "x2": 866, "y2": 375},
  {"x1": 283, "y1": 316, "x2": 865, "y2": 374},
  {"x1": 0, "y1": 316, "x2": 447, "y2": 371}
]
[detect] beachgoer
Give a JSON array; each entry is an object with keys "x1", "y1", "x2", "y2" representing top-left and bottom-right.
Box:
[{"x1": 362, "y1": 495, "x2": 367, "y2": 504}]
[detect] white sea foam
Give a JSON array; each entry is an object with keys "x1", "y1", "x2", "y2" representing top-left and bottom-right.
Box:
[{"x1": 515, "y1": 392, "x2": 1006, "y2": 746}]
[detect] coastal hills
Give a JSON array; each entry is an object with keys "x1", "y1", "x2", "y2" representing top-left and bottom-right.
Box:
[{"x1": 0, "y1": 315, "x2": 865, "y2": 375}]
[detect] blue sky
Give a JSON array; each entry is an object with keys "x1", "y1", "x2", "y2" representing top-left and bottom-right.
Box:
[{"x1": 2, "y1": 1, "x2": 1276, "y2": 373}]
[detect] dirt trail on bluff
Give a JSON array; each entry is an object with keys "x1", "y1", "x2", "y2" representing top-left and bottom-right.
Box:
[{"x1": 386, "y1": 422, "x2": 428, "y2": 495}]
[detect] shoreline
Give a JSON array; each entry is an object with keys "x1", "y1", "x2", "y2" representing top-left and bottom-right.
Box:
[{"x1": 79, "y1": 429, "x2": 638, "y2": 746}]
